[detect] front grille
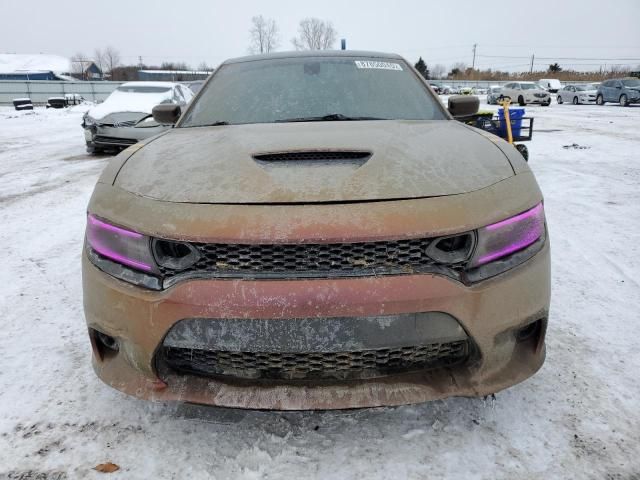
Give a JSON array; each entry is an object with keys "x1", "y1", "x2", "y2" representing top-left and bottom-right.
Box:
[
  {"x1": 158, "y1": 237, "x2": 462, "y2": 280},
  {"x1": 162, "y1": 341, "x2": 469, "y2": 380},
  {"x1": 253, "y1": 151, "x2": 371, "y2": 162},
  {"x1": 534, "y1": 93, "x2": 548, "y2": 98},
  {"x1": 93, "y1": 135, "x2": 137, "y2": 146}
]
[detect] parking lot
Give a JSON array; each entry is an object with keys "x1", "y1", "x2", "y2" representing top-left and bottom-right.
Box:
[{"x1": 0, "y1": 99, "x2": 639, "y2": 479}]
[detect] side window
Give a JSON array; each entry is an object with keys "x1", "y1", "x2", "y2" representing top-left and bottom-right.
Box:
[{"x1": 514, "y1": 83, "x2": 521, "y2": 90}]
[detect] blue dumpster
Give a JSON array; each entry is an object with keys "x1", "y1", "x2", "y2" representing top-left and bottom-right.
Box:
[{"x1": 498, "y1": 108, "x2": 525, "y2": 138}]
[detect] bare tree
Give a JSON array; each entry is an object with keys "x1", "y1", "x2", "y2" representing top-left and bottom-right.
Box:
[
  {"x1": 197, "y1": 61, "x2": 213, "y2": 72},
  {"x1": 431, "y1": 64, "x2": 447, "y2": 79},
  {"x1": 70, "y1": 52, "x2": 88, "y2": 79},
  {"x1": 103, "y1": 46, "x2": 121, "y2": 77},
  {"x1": 249, "y1": 15, "x2": 280, "y2": 54},
  {"x1": 291, "y1": 18, "x2": 337, "y2": 50},
  {"x1": 93, "y1": 48, "x2": 105, "y2": 78}
]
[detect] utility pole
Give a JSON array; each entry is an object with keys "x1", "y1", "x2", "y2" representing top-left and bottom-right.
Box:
[
  {"x1": 529, "y1": 54, "x2": 535, "y2": 74},
  {"x1": 472, "y1": 43, "x2": 477, "y2": 70}
]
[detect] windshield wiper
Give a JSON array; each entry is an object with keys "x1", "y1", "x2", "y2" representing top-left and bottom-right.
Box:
[
  {"x1": 275, "y1": 113, "x2": 387, "y2": 123},
  {"x1": 197, "y1": 121, "x2": 230, "y2": 127}
]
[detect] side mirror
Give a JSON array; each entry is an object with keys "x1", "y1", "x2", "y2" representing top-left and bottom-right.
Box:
[
  {"x1": 448, "y1": 95, "x2": 479, "y2": 118},
  {"x1": 152, "y1": 104, "x2": 181, "y2": 125}
]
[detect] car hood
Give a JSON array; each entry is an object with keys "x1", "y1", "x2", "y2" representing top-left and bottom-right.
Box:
[
  {"x1": 114, "y1": 120, "x2": 515, "y2": 204},
  {"x1": 88, "y1": 91, "x2": 173, "y2": 121}
]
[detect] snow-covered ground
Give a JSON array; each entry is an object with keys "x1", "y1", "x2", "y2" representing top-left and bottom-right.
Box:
[{"x1": 0, "y1": 100, "x2": 639, "y2": 479}]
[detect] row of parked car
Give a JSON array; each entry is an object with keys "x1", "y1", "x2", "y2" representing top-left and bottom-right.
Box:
[{"x1": 483, "y1": 77, "x2": 639, "y2": 107}]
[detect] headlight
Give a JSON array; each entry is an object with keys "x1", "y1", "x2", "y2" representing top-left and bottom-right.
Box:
[
  {"x1": 83, "y1": 114, "x2": 96, "y2": 127},
  {"x1": 86, "y1": 214, "x2": 158, "y2": 273},
  {"x1": 468, "y1": 203, "x2": 546, "y2": 269}
]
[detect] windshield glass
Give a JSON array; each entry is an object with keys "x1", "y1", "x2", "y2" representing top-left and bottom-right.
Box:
[
  {"x1": 521, "y1": 84, "x2": 537, "y2": 90},
  {"x1": 180, "y1": 56, "x2": 446, "y2": 126},
  {"x1": 622, "y1": 79, "x2": 640, "y2": 87},
  {"x1": 576, "y1": 85, "x2": 596, "y2": 91},
  {"x1": 116, "y1": 86, "x2": 172, "y2": 93}
]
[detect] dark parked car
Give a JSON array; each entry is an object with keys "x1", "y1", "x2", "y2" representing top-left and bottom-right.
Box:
[{"x1": 596, "y1": 78, "x2": 640, "y2": 106}]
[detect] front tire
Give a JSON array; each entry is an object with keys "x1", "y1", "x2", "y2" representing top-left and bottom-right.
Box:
[
  {"x1": 515, "y1": 144, "x2": 529, "y2": 161},
  {"x1": 573, "y1": 96, "x2": 579, "y2": 105},
  {"x1": 86, "y1": 143, "x2": 105, "y2": 155},
  {"x1": 596, "y1": 94, "x2": 604, "y2": 105},
  {"x1": 557, "y1": 96, "x2": 563, "y2": 104},
  {"x1": 518, "y1": 96, "x2": 526, "y2": 106},
  {"x1": 620, "y1": 94, "x2": 629, "y2": 106}
]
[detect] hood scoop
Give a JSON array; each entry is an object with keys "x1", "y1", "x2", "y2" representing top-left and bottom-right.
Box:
[{"x1": 253, "y1": 150, "x2": 371, "y2": 169}]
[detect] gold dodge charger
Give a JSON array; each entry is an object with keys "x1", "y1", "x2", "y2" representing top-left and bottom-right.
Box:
[{"x1": 83, "y1": 51, "x2": 550, "y2": 410}]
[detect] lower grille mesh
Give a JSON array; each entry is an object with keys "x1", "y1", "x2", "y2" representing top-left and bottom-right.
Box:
[{"x1": 162, "y1": 341, "x2": 469, "y2": 381}]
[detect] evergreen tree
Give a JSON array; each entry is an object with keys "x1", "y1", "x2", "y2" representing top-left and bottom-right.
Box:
[
  {"x1": 414, "y1": 57, "x2": 430, "y2": 79},
  {"x1": 548, "y1": 63, "x2": 562, "y2": 73}
]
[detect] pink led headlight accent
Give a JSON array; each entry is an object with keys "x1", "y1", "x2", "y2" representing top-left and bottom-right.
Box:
[
  {"x1": 88, "y1": 214, "x2": 143, "y2": 239},
  {"x1": 87, "y1": 214, "x2": 152, "y2": 271},
  {"x1": 485, "y1": 203, "x2": 544, "y2": 231},
  {"x1": 476, "y1": 203, "x2": 545, "y2": 266}
]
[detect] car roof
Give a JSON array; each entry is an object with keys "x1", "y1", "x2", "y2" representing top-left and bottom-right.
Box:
[{"x1": 222, "y1": 50, "x2": 404, "y2": 65}]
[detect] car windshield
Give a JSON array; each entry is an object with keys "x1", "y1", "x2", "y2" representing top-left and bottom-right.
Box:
[
  {"x1": 180, "y1": 56, "x2": 447, "y2": 126},
  {"x1": 622, "y1": 79, "x2": 640, "y2": 87},
  {"x1": 115, "y1": 86, "x2": 172, "y2": 93},
  {"x1": 521, "y1": 84, "x2": 537, "y2": 90},
  {"x1": 576, "y1": 85, "x2": 595, "y2": 91}
]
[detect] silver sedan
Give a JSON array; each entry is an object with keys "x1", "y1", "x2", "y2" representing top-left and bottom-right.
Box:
[
  {"x1": 82, "y1": 82, "x2": 193, "y2": 154},
  {"x1": 556, "y1": 84, "x2": 598, "y2": 105}
]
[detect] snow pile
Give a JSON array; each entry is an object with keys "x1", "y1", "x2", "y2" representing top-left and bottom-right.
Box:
[
  {"x1": 0, "y1": 102, "x2": 639, "y2": 479},
  {"x1": 0, "y1": 53, "x2": 72, "y2": 74}
]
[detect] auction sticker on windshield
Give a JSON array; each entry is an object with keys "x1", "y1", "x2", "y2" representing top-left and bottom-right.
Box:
[{"x1": 354, "y1": 60, "x2": 403, "y2": 71}]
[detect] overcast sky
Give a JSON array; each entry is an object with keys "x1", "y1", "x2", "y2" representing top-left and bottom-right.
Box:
[{"x1": 2, "y1": 0, "x2": 639, "y2": 71}]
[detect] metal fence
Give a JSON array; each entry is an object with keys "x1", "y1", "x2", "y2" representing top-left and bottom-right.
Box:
[{"x1": 0, "y1": 80, "x2": 123, "y2": 105}]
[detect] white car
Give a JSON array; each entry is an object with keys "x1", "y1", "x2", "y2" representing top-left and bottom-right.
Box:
[
  {"x1": 500, "y1": 82, "x2": 551, "y2": 106},
  {"x1": 538, "y1": 78, "x2": 562, "y2": 93},
  {"x1": 82, "y1": 81, "x2": 194, "y2": 154},
  {"x1": 556, "y1": 84, "x2": 598, "y2": 105}
]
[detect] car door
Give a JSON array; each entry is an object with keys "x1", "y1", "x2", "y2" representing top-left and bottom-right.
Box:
[
  {"x1": 502, "y1": 83, "x2": 514, "y2": 99},
  {"x1": 567, "y1": 86, "x2": 576, "y2": 102},
  {"x1": 604, "y1": 80, "x2": 616, "y2": 102},
  {"x1": 611, "y1": 80, "x2": 623, "y2": 102}
]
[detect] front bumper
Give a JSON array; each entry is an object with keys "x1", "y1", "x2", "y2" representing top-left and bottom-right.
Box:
[
  {"x1": 526, "y1": 96, "x2": 551, "y2": 104},
  {"x1": 83, "y1": 238, "x2": 550, "y2": 409},
  {"x1": 83, "y1": 124, "x2": 169, "y2": 149}
]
